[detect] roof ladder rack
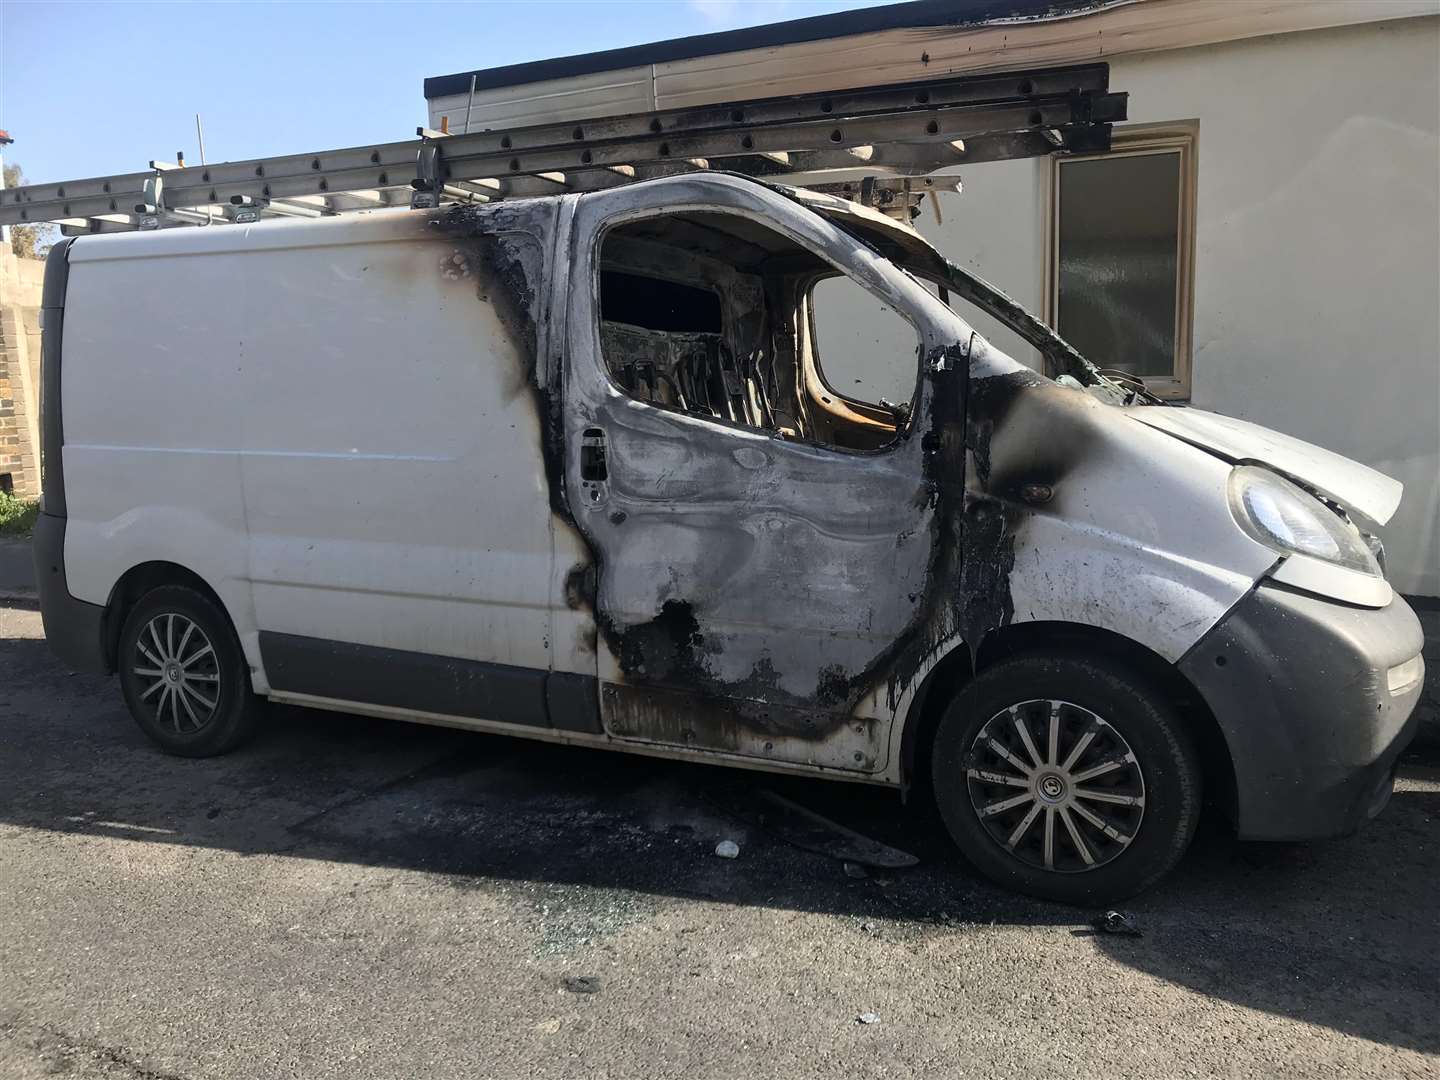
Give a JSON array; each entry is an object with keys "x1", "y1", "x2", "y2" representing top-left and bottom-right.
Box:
[{"x1": 0, "y1": 63, "x2": 1125, "y2": 234}]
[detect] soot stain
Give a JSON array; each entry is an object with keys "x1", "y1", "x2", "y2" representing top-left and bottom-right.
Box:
[
  {"x1": 594, "y1": 337, "x2": 1033, "y2": 741},
  {"x1": 432, "y1": 203, "x2": 809, "y2": 737},
  {"x1": 616, "y1": 599, "x2": 709, "y2": 683},
  {"x1": 564, "y1": 563, "x2": 596, "y2": 612},
  {"x1": 433, "y1": 203, "x2": 572, "y2": 523},
  {"x1": 432, "y1": 199, "x2": 1089, "y2": 753}
]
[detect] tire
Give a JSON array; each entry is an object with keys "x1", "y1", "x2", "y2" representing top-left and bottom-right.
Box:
[
  {"x1": 930, "y1": 653, "x2": 1201, "y2": 904},
  {"x1": 117, "y1": 585, "x2": 261, "y2": 757}
]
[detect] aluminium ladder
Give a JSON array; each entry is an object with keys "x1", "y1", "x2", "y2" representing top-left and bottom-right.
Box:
[{"x1": 0, "y1": 63, "x2": 1124, "y2": 235}]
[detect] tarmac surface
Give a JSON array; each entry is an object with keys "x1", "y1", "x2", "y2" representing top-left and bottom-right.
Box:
[{"x1": 1, "y1": 594, "x2": 1438, "y2": 1079}]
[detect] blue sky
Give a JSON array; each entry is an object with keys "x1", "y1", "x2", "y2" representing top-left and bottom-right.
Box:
[{"x1": 1, "y1": 0, "x2": 889, "y2": 185}]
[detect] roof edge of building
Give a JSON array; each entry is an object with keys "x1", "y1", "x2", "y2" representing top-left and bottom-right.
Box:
[{"x1": 423, "y1": 0, "x2": 1113, "y2": 100}]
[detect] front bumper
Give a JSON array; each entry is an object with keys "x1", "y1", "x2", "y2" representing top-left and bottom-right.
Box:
[{"x1": 1178, "y1": 582, "x2": 1424, "y2": 841}]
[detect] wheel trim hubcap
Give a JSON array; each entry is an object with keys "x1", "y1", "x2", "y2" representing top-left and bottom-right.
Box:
[
  {"x1": 964, "y1": 699, "x2": 1146, "y2": 874},
  {"x1": 133, "y1": 613, "x2": 221, "y2": 734}
]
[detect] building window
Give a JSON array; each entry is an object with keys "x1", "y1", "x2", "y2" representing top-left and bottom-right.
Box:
[{"x1": 1048, "y1": 123, "x2": 1197, "y2": 399}]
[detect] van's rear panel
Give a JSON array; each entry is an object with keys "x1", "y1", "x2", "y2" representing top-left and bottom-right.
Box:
[
  {"x1": 57, "y1": 207, "x2": 560, "y2": 693},
  {"x1": 32, "y1": 238, "x2": 114, "y2": 673}
]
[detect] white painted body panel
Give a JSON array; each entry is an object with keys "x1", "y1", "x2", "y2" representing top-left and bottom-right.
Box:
[
  {"x1": 901, "y1": 18, "x2": 1439, "y2": 597},
  {"x1": 61, "y1": 209, "x2": 556, "y2": 690},
  {"x1": 557, "y1": 176, "x2": 1278, "y2": 781},
  {"x1": 983, "y1": 367, "x2": 1278, "y2": 663},
  {"x1": 1003, "y1": 468, "x2": 1268, "y2": 663},
  {"x1": 1128, "y1": 406, "x2": 1404, "y2": 527},
  {"x1": 50, "y1": 175, "x2": 1385, "y2": 789},
  {"x1": 871, "y1": 338, "x2": 1280, "y2": 778}
]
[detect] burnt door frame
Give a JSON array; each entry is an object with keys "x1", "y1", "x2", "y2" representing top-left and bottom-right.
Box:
[{"x1": 560, "y1": 176, "x2": 965, "y2": 774}]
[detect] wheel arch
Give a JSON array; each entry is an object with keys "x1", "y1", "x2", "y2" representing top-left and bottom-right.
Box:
[
  {"x1": 102, "y1": 561, "x2": 232, "y2": 670},
  {"x1": 898, "y1": 621, "x2": 1238, "y2": 824}
]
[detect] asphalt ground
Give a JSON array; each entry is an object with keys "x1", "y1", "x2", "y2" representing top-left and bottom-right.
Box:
[{"x1": 1, "y1": 598, "x2": 1438, "y2": 1079}]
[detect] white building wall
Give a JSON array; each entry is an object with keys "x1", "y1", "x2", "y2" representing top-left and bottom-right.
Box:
[{"x1": 913, "y1": 18, "x2": 1440, "y2": 596}]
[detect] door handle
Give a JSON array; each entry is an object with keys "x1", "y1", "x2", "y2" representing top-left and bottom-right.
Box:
[{"x1": 580, "y1": 428, "x2": 608, "y2": 482}]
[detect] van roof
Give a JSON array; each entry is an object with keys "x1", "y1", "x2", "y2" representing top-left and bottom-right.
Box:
[{"x1": 61, "y1": 172, "x2": 936, "y2": 263}]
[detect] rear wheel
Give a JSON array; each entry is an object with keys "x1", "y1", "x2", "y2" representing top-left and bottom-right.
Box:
[
  {"x1": 930, "y1": 653, "x2": 1201, "y2": 904},
  {"x1": 118, "y1": 585, "x2": 261, "y2": 757}
]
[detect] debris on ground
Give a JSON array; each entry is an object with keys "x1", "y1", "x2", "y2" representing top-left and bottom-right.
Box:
[
  {"x1": 1093, "y1": 911, "x2": 1143, "y2": 937},
  {"x1": 714, "y1": 840, "x2": 740, "y2": 859},
  {"x1": 722, "y1": 789, "x2": 919, "y2": 869},
  {"x1": 857, "y1": 1012, "x2": 881, "y2": 1025},
  {"x1": 561, "y1": 975, "x2": 602, "y2": 994},
  {"x1": 843, "y1": 861, "x2": 868, "y2": 879}
]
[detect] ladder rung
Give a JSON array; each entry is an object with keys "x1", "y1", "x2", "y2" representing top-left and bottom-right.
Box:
[{"x1": 0, "y1": 63, "x2": 1124, "y2": 230}]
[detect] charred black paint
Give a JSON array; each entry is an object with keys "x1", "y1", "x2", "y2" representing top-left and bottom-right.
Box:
[
  {"x1": 956, "y1": 495, "x2": 1016, "y2": 655},
  {"x1": 427, "y1": 196, "x2": 1088, "y2": 763},
  {"x1": 432, "y1": 203, "x2": 574, "y2": 522},
  {"x1": 954, "y1": 368, "x2": 1105, "y2": 659},
  {"x1": 962, "y1": 367, "x2": 1042, "y2": 490},
  {"x1": 564, "y1": 563, "x2": 596, "y2": 611},
  {"x1": 604, "y1": 680, "x2": 869, "y2": 750},
  {"x1": 616, "y1": 599, "x2": 710, "y2": 683}
]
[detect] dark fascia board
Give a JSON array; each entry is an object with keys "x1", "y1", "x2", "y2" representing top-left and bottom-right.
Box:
[{"x1": 424, "y1": 0, "x2": 1112, "y2": 99}]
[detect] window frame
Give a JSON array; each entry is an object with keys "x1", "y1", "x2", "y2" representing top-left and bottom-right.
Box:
[
  {"x1": 1045, "y1": 121, "x2": 1198, "y2": 400},
  {"x1": 803, "y1": 269, "x2": 924, "y2": 417},
  {"x1": 589, "y1": 205, "x2": 927, "y2": 457}
]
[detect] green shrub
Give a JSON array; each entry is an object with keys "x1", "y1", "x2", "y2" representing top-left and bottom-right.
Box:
[{"x1": 0, "y1": 491, "x2": 40, "y2": 537}]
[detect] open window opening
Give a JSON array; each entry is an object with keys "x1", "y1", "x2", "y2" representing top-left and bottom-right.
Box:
[{"x1": 597, "y1": 211, "x2": 920, "y2": 452}]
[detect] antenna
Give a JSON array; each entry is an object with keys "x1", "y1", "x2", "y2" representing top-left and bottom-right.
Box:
[{"x1": 195, "y1": 114, "x2": 212, "y2": 225}]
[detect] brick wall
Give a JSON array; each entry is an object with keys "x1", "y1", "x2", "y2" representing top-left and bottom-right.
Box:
[{"x1": 0, "y1": 249, "x2": 45, "y2": 498}]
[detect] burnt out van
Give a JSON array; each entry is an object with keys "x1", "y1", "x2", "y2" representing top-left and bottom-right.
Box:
[{"x1": 33, "y1": 172, "x2": 1425, "y2": 901}]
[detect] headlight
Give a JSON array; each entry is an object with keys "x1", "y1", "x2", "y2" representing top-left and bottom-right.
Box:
[{"x1": 1227, "y1": 465, "x2": 1381, "y2": 576}]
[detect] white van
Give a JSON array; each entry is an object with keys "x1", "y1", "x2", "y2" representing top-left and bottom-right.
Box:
[{"x1": 34, "y1": 173, "x2": 1424, "y2": 902}]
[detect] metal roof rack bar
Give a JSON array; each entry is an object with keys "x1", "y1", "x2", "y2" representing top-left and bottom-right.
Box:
[{"x1": 1, "y1": 63, "x2": 1123, "y2": 232}]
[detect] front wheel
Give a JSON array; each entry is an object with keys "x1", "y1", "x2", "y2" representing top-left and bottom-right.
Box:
[
  {"x1": 118, "y1": 585, "x2": 261, "y2": 757},
  {"x1": 930, "y1": 653, "x2": 1201, "y2": 904}
]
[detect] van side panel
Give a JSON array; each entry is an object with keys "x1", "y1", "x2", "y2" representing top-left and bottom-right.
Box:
[
  {"x1": 235, "y1": 231, "x2": 554, "y2": 677},
  {"x1": 62, "y1": 242, "x2": 256, "y2": 675},
  {"x1": 60, "y1": 212, "x2": 557, "y2": 702}
]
